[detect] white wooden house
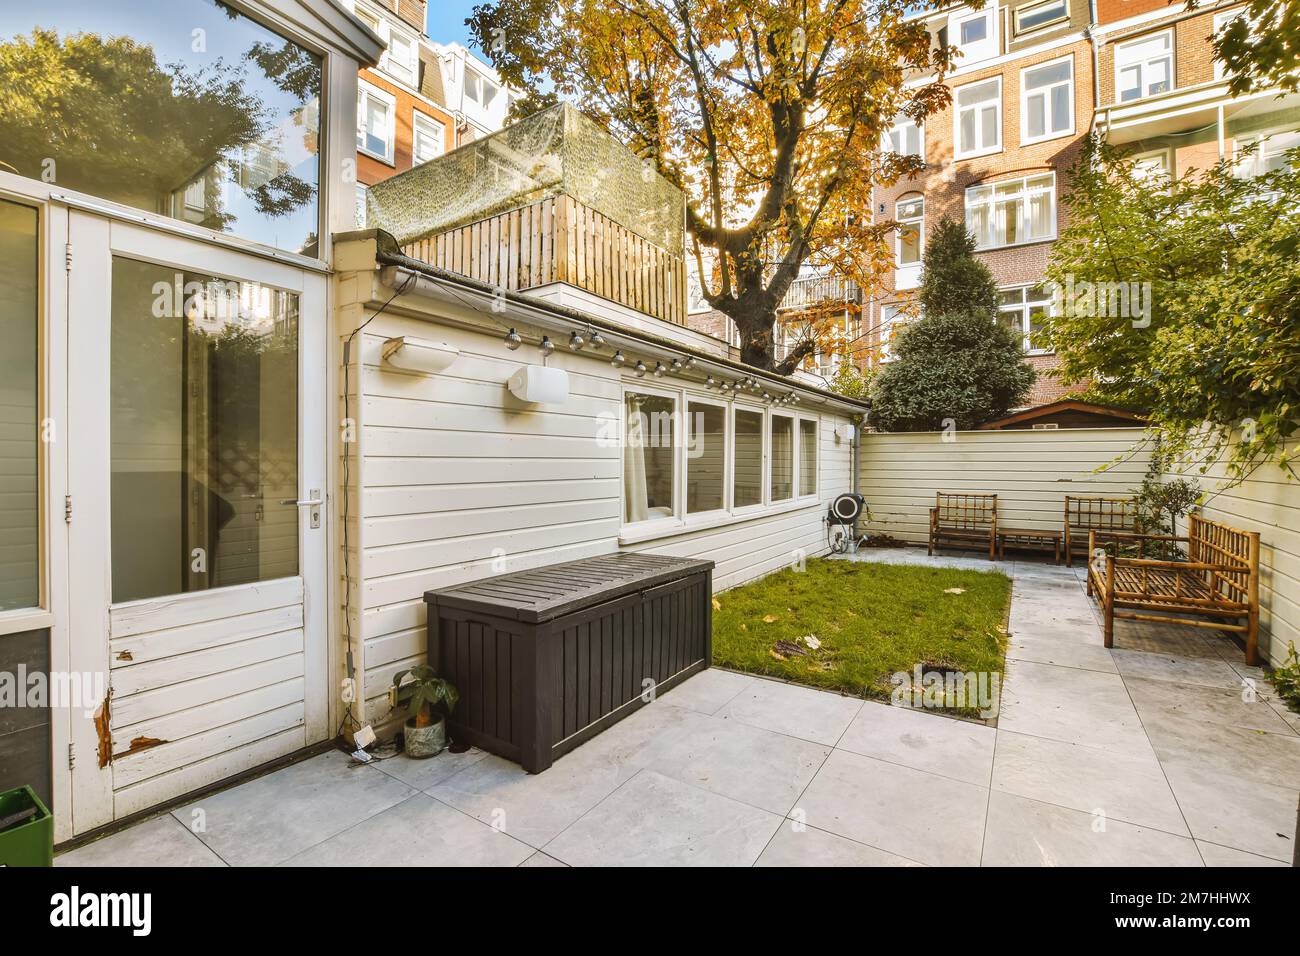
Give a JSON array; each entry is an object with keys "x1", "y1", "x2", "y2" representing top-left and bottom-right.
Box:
[{"x1": 0, "y1": 4, "x2": 865, "y2": 845}]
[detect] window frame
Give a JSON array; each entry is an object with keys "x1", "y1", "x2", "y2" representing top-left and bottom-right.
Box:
[
  {"x1": 997, "y1": 283, "x2": 1055, "y2": 355},
  {"x1": 1114, "y1": 30, "x2": 1174, "y2": 103},
  {"x1": 1235, "y1": 126, "x2": 1300, "y2": 178},
  {"x1": 953, "y1": 76, "x2": 1003, "y2": 160},
  {"x1": 965, "y1": 172, "x2": 1057, "y2": 250},
  {"x1": 357, "y1": 79, "x2": 397, "y2": 165},
  {"x1": 1020, "y1": 54, "x2": 1075, "y2": 146},
  {"x1": 950, "y1": 5, "x2": 999, "y2": 64},
  {"x1": 383, "y1": 27, "x2": 418, "y2": 88},
  {"x1": 617, "y1": 383, "x2": 824, "y2": 542},
  {"x1": 0, "y1": 191, "x2": 48, "y2": 634},
  {"x1": 1213, "y1": 8, "x2": 1247, "y2": 81},
  {"x1": 1014, "y1": 0, "x2": 1069, "y2": 36},
  {"x1": 883, "y1": 116, "x2": 925, "y2": 160},
  {"x1": 797, "y1": 417, "x2": 819, "y2": 500},
  {"x1": 412, "y1": 111, "x2": 446, "y2": 166}
]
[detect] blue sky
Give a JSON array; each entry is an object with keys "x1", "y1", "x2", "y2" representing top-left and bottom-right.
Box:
[{"x1": 425, "y1": 0, "x2": 480, "y2": 48}]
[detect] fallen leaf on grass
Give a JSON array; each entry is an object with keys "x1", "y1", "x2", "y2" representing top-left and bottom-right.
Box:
[
  {"x1": 762, "y1": 614, "x2": 778, "y2": 623},
  {"x1": 944, "y1": 587, "x2": 966, "y2": 595},
  {"x1": 712, "y1": 598, "x2": 721, "y2": 611},
  {"x1": 803, "y1": 634, "x2": 822, "y2": 650},
  {"x1": 769, "y1": 649, "x2": 787, "y2": 661}
]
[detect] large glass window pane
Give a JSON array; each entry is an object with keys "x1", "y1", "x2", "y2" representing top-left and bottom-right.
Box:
[
  {"x1": 0, "y1": 200, "x2": 39, "y2": 611},
  {"x1": 733, "y1": 409, "x2": 763, "y2": 508},
  {"x1": 0, "y1": 0, "x2": 322, "y2": 255},
  {"x1": 799, "y1": 420, "x2": 817, "y2": 497},
  {"x1": 686, "y1": 402, "x2": 724, "y2": 514},
  {"x1": 624, "y1": 394, "x2": 675, "y2": 522},
  {"x1": 110, "y1": 258, "x2": 299, "y2": 603},
  {"x1": 771, "y1": 416, "x2": 793, "y2": 502}
]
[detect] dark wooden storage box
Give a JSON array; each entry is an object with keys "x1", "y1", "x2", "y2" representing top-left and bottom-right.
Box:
[{"x1": 424, "y1": 553, "x2": 714, "y2": 772}]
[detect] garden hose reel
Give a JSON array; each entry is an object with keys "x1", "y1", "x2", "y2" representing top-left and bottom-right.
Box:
[{"x1": 827, "y1": 493, "x2": 868, "y2": 555}]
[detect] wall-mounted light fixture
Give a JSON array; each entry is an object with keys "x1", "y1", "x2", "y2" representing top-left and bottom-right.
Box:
[
  {"x1": 381, "y1": 336, "x2": 460, "y2": 375},
  {"x1": 504, "y1": 328, "x2": 522, "y2": 350},
  {"x1": 508, "y1": 365, "x2": 570, "y2": 405},
  {"x1": 539, "y1": 335, "x2": 555, "y2": 355},
  {"x1": 610, "y1": 350, "x2": 626, "y2": 368},
  {"x1": 569, "y1": 330, "x2": 585, "y2": 351}
]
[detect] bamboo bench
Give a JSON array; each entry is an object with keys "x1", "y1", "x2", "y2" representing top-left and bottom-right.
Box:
[
  {"x1": 1064, "y1": 495, "x2": 1140, "y2": 567},
  {"x1": 929, "y1": 493, "x2": 997, "y2": 560},
  {"x1": 1086, "y1": 514, "x2": 1261, "y2": 664}
]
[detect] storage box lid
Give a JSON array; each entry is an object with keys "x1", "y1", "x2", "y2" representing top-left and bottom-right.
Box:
[{"x1": 424, "y1": 552, "x2": 714, "y2": 623}]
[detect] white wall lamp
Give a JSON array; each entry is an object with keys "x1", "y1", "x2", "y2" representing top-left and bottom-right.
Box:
[
  {"x1": 508, "y1": 365, "x2": 570, "y2": 405},
  {"x1": 381, "y1": 336, "x2": 459, "y2": 375}
]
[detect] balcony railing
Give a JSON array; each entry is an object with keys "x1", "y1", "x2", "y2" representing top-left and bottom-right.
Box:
[{"x1": 778, "y1": 274, "x2": 861, "y2": 312}]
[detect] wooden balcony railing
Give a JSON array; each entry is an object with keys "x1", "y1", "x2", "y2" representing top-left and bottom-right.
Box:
[{"x1": 402, "y1": 194, "x2": 687, "y2": 326}]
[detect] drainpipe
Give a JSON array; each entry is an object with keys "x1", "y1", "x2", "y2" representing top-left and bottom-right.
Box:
[{"x1": 1087, "y1": 0, "x2": 1101, "y2": 113}]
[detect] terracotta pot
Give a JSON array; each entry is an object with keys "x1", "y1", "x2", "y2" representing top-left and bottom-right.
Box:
[{"x1": 403, "y1": 716, "x2": 447, "y2": 759}]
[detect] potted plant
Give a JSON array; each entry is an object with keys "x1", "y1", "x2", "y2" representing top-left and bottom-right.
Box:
[{"x1": 392, "y1": 666, "x2": 458, "y2": 759}]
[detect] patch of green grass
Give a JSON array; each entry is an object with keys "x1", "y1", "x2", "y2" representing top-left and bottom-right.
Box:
[{"x1": 712, "y1": 559, "x2": 1011, "y2": 713}]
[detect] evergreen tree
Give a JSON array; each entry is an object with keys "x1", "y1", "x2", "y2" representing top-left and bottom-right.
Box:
[{"x1": 871, "y1": 217, "x2": 1035, "y2": 431}]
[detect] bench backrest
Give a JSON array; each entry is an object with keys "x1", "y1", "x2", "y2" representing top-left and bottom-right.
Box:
[
  {"x1": 1189, "y1": 513, "x2": 1259, "y2": 601},
  {"x1": 935, "y1": 493, "x2": 997, "y2": 530},
  {"x1": 1065, "y1": 495, "x2": 1139, "y2": 534}
]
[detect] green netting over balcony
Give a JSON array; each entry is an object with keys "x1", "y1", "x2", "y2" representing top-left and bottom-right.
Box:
[{"x1": 365, "y1": 103, "x2": 684, "y2": 256}]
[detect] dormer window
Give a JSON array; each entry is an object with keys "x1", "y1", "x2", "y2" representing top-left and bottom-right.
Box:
[
  {"x1": 1015, "y1": 0, "x2": 1068, "y2": 35},
  {"x1": 950, "y1": 4, "x2": 998, "y2": 64},
  {"x1": 465, "y1": 69, "x2": 499, "y2": 108}
]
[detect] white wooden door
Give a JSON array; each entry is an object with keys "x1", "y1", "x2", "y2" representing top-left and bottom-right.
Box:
[{"x1": 65, "y1": 212, "x2": 329, "y2": 833}]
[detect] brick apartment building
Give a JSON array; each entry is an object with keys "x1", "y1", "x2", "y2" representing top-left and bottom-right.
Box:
[
  {"x1": 349, "y1": 0, "x2": 513, "y2": 228},
  {"x1": 686, "y1": 0, "x2": 1296, "y2": 410}
]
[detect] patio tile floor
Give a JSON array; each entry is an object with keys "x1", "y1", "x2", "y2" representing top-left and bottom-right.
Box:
[{"x1": 56, "y1": 549, "x2": 1299, "y2": 867}]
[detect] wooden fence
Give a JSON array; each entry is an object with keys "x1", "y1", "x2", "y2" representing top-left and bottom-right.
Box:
[{"x1": 402, "y1": 194, "x2": 687, "y2": 326}]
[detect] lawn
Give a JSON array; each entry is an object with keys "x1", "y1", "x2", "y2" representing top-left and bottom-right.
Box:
[{"x1": 711, "y1": 559, "x2": 1011, "y2": 714}]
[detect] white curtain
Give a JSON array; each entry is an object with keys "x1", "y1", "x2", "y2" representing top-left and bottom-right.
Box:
[{"x1": 624, "y1": 395, "x2": 648, "y2": 522}]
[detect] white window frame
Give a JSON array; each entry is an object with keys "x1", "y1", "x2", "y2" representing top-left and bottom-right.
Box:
[
  {"x1": 412, "y1": 112, "x2": 446, "y2": 166},
  {"x1": 1014, "y1": 0, "x2": 1068, "y2": 36},
  {"x1": 1114, "y1": 30, "x2": 1174, "y2": 103},
  {"x1": 797, "y1": 417, "x2": 819, "y2": 500},
  {"x1": 1213, "y1": 8, "x2": 1247, "y2": 81},
  {"x1": 769, "y1": 411, "x2": 797, "y2": 504},
  {"x1": 621, "y1": 384, "x2": 682, "y2": 531},
  {"x1": 1235, "y1": 126, "x2": 1300, "y2": 178},
  {"x1": 1020, "y1": 55, "x2": 1075, "y2": 145},
  {"x1": 731, "y1": 402, "x2": 767, "y2": 516},
  {"x1": 965, "y1": 172, "x2": 1057, "y2": 250},
  {"x1": 1131, "y1": 147, "x2": 1174, "y2": 186},
  {"x1": 357, "y1": 79, "x2": 396, "y2": 165},
  {"x1": 464, "y1": 68, "x2": 499, "y2": 109},
  {"x1": 953, "y1": 76, "x2": 1003, "y2": 160},
  {"x1": 997, "y1": 284, "x2": 1055, "y2": 354},
  {"x1": 684, "y1": 395, "x2": 729, "y2": 520},
  {"x1": 895, "y1": 196, "x2": 924, "y2": 290},
  {"x1": 950, "y1": 4, "x2": 999, "y2": 64},
  {"x1": 383, "y1": 27, "x2": 418, "y2": 88},
  {"x1": 884, "y1": 116, "x2": 924, "y2": 160}
]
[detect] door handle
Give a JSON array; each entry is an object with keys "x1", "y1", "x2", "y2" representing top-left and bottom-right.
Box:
[{"x1": 280, "y1": 489, "x2": 322, "y2": 529}]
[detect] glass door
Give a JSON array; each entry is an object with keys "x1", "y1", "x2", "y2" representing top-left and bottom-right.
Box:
[{"x1": 65, "y1": 211, "x2": 328, "y2": 832}]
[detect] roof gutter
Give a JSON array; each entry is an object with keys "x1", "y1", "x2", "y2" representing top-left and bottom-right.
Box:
[{"x1": 361, "y1": 230, "x2": 871, "y2": 416}]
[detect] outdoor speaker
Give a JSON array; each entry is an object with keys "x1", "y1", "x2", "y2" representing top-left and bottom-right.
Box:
[{"x1": 507, "y1": 365, "x2": 570, "y2": 405}]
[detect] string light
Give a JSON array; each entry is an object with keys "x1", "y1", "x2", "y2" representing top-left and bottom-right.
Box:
[
  {"x1": 539, "y1": 336, "x2": 554, "y2": 355},
  {"x1": 634, "y1": 360, "x2": 647, "y2": 377},
  {"x1": 569, "y1": 330, "x2": 585, "y2": 350},
  {"x1": 653, "y1": 362, "x2": 667, "y2": 378},
  {"x1": 610, "y1": 350, "x2": 626, "y2": 368},
  {"x1": 504, "y1": 328, "x2": 522, "y2": 350},
  {"x1": 589, "y1": 329, "x2": 606, "y2": 349}
]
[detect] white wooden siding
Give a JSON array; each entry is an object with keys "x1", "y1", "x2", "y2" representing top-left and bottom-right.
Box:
[
  {"x1": 859, "y1": 428, "x2": 1152, "y2": 544},
  {"x1": 1168, "y1": 440, "x2": 1300, "y2": 667},
  {"x1": 341, "y1": 297, "x2": 857, "y2": 725}
]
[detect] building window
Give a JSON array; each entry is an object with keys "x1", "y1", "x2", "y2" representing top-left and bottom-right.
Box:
[
  {"x1": 0, "y1": 1, "x2": 322, "y2": 255},
  {"x1": 110, "y1": 259, "x2": 299, "y2": 602},
  {"x1": 733, "y1": 408, "x2": 764, "y2": 509},
  {"x1": 1021, "y1": 56, "x2": 1074, "y2": 143},
  {"x1": 896, "y1": 197, "x2": 925, "y2": 268},
  {"x1": 1015, "y1": 0, "x2": 1068, "y2": 34},
  {"x1": 966, "y1": 173, "x2": 1056, "y2": 249},
  {"x1": 1213, "y1": 9, "x2": 1248, "y2": 80},
  {"x1": 884, "y1": 116, "x2": 923, "y2": 159},
  {"x1": 357, "y1": 81, "x2": 396, "y2": 163},
  {"x1": 355, "y1": 183, "x2": 369, "y2": 230},
  {"x1": 686, "y1": 401, "x2": 725, "y2": 515},
  {"x1": 413, "y1": 113, "x2": 446, "y2": 165},
  {"x1": 1131, "y1": 149, "x2": 1173, "y2": 186},
  {"x1": 950, "y1": 5, "x2": 998, "y2": 63},
  {"x1": 385, "y1": 30, "x2": 418, "y2": 87},
  {"x1": 954, "y1": 78, "x2": 1002, "y2": 159},
  {"x1": 998, "y1": 284, "x2": 1054, "y2": 353},
  {"x1": 878, "y1": 304, "x2": 906, "y2": 362},
  {"x1": 465, "y1": 69, "x2": 499, "y2": 108},
  {"x1": 1236, "y1": 128, "x2": 1300, "y2": 177},
  {"x1": 1115, "y1": 32, "x2": 1173, "y2": 103},
  {"x1": 624, "y1": 393, "x2": 676, "y2": 523},
  {"x1": 770, "y1": 415, "x2": 794, "y2": 502},
  {"x1": 799, "y1": 420, "x2": 818, "y2": 498},
  {"x1": 0, "y1": 200, "x2": 39, "y2": 613}
]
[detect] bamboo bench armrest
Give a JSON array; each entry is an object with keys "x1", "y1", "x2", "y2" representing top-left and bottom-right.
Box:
[
  {"x1": 1107, "y1": 557, "x2": 1242, "y2": 572},
  {"x1": 1098, "y1": 531, "x2": 1191, "y2": 543}
]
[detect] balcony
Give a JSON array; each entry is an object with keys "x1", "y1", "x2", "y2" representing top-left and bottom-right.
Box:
[
  {"x1": 777, "y1": 274, "x2": 861, "y2": 312},
  {"x1": 1098, "y1": 80, "x2": 1300, "y2": 146}
]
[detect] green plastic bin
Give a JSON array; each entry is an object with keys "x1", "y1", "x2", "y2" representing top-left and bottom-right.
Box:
[{"x1": 0, "y1": 786, "x2": 53, "y2": 867}]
